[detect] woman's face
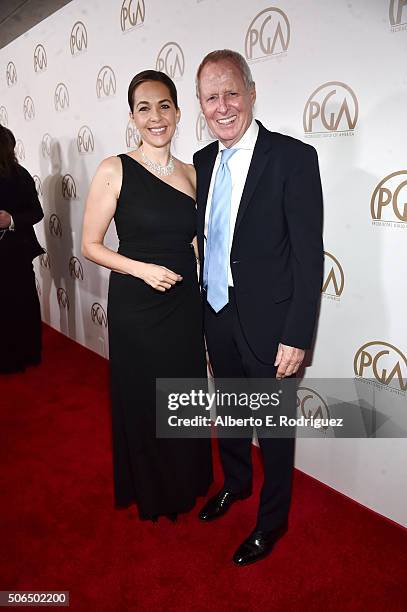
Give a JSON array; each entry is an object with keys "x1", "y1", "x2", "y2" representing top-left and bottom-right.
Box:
[{"x1": 130, "y1": 80, "x2": 180, "y2": 149}]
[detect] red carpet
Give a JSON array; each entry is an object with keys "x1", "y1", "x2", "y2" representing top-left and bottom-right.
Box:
[{"x1": 1, "y1": 325, "x2": 406, "y2": 611}]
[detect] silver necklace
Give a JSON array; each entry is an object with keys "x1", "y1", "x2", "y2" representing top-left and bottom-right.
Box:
[{"x1": 140, "y1": 147, "x2": 174, "y2": 177}]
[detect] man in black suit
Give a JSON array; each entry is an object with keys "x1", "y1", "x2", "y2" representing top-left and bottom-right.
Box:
[{"x1": 193, "y1": 50, "x2": 323, "y2": 566}]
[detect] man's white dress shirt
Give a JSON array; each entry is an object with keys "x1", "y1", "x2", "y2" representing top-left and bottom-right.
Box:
[{"x1": 204, "y1": 119, "x2": 259, "y2": 286}]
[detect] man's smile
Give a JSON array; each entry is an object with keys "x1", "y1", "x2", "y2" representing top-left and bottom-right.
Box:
[{"x1": 217, "y1": 116, "x2": 237, "y2": 125}]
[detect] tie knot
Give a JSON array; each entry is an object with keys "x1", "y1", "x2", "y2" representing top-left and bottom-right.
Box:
[{"x1": 220, "y1": 148, "x2": 237, "y2": 165}]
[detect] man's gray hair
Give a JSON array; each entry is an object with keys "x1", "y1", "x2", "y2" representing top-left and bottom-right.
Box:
[{"x1": 195, "y1": 49, "x2": 255, "y2": 98}]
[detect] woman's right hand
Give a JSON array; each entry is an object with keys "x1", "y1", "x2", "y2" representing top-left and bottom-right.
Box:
[{"x1": 138, "y1": 263, "x2": 182, "y2": 292}]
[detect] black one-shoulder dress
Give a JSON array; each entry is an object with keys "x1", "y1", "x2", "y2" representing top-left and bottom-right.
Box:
[{"x1": 107, "y1": 154, "x2": 212, "y2": 519}]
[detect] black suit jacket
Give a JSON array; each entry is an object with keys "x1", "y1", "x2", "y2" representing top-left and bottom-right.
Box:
[
  {"x1": 0, "y1": 164, "x2": 44, "y2": 261},
  {"x1": 193, "y1": 120, "x2": 324, "y2": 363}
]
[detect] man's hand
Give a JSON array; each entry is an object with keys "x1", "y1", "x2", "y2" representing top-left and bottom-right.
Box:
[
  {"x1": 274, "y1": 343, "x2": 305, "y2": 379},
  {"x1": 0, "y1": 210, "x2": 12, "y2": 229}
]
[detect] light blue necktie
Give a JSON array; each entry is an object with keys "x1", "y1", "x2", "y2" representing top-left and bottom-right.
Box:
[{"x1": 204, "y1": 148, "x2": 237, "y2": 312}]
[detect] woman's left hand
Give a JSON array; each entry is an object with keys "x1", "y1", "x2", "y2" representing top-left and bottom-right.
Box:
[{"x1": 0, "y1": 210, "x2": 12, "y2": 228}]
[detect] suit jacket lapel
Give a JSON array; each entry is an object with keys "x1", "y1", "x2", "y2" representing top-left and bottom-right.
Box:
[
  {"x1": 196, "y1": 142, "x2": 218, "y2": 261},
  {"x1": 233, "y1": 121, "x2": 273, "y2": 235}
]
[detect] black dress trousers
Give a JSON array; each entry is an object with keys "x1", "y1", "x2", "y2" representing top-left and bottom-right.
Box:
[{"x1": 204, "y1": 288, "x2": 295, "y2": 531}]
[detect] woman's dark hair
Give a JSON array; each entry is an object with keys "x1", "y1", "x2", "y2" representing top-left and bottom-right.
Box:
[
  {"x1": 128, "y1": 70, "x2": 179, "y2": 111},
  {"x1": 0, "y1": 125, "x2": 17, "y2": 177}
]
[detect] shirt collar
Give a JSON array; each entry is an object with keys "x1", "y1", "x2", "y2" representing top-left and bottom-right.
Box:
[{"x1": 218, "y1": 118, "x2": 259, "y2": 153}]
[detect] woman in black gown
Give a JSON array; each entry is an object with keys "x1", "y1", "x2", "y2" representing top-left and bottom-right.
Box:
[
  {"x1": 82, "y1": 71, "x2": 212, "y2": 521},
  {"x1": 0, "y1": 126, "x2": 44, "y2": 374}
]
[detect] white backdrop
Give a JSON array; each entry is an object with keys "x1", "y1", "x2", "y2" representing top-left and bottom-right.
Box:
[{"x1": 1, "y1": 0, "x2": 406, "y2": 526}]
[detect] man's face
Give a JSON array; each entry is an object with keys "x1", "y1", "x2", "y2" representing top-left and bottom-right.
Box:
[{"x1": 198, "y1": 59, "x2": 256, "y2": 148}]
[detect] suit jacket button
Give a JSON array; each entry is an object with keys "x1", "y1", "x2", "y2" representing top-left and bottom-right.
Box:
[{"x1": 232, "y1": 260, "x2": 240, "y2": 264}]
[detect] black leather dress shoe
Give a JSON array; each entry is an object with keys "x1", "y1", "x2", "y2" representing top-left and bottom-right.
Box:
[
  {"x1": 198, "y1": 488, "x2": 251, "y2": 521},
  {"x1": 232, "y1": 525, "x2": 287, "y2": 566}
]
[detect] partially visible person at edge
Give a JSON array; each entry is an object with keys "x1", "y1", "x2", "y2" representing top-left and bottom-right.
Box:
[
  {"x1": 0, "y1": 125, "x2": 44, "y2": 374},
  {"x1": 194, "y1": 49, "x2": 324, "y2": 566},
  {"x1": 82, "y1": 70, "x2": 213, "y2": 522}
]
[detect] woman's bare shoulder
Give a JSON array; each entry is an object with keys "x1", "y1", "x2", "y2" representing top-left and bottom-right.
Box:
[
  {"x1": 98, "y1": 155, "x2": 122, "y2": 175},
  {"x1": 95, "y1": 156, "x2": 123, "y2": 187},
  {"x1": 91, "y1": 156, "x2": 123, "y2": 198}
]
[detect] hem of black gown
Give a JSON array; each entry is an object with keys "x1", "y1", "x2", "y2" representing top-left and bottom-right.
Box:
[
  {"x1": 0, "y1": 356, "x2": 41, "y2": 374},
  {"x1": 114, "y1": 481, "x2": 212, "y2": 521}
]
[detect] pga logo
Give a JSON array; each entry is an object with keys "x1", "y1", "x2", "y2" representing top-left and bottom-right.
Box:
[
  {"x1": 70, "y1": 21, "x2": 88, "y2": 55},
  {"x1": 120, "y1": 0, "x2": 145, "y2": 32},
  {"x1": 245, "y1": 7, "x2": 290, "y2": 61},
  {"x1": 354, "y1": 341, "x2": 407, "y2": 392},
  {"x1": 77, "y1": 126, "x2": 95, "y2": 154},
  {"x1": 322, "y1": 252, "x2": 345, "y2": 298},
  {"x1": 156, "y1": 42, "x2": 184, "y2": 80},
  {"x1": 96, "y1": 66, "x2": 116, "y2": 99},
  {"x1": 371, "y1": 171, "x2": 407, "y2": 223},
  {"x1": 33, "y1": 44, "x2": 47, "y2": 73},
  {"x1": 91, "y1": 303, "x2": 108, "y2": 327},
  {"x1": 195, "y1": 112, "x2": 215, "y2": 143},
  {"x1": 6, "y1": 62, "x2": 17, "y2": 87},
  {"x1": 303, "y1": 82, "x2": 358, "y2": 134}
]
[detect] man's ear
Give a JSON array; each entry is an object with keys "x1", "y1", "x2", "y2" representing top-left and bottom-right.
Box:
[{"x1": 250, "y1": 83, "x2": 256, "y2": 106}]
